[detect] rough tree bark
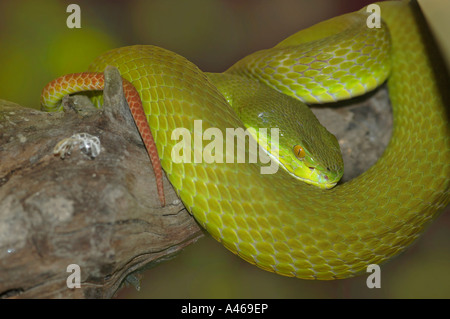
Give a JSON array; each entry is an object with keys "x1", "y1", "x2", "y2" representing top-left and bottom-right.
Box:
[
  {"x1": 0, "y1": 67, "x2": 391, "y2": 298},
  {"x1": 0, "y1": 67, "x2": 203, "y2": 298}
]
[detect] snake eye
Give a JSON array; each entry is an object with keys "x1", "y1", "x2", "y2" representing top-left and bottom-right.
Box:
[{"x1": 293, "y1": 145, "x2": 306, "y2": 159}]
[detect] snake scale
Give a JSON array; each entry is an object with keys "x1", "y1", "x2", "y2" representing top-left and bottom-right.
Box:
[{"x1": 41, "y1": 1, "x2": 449, "y2": 279}]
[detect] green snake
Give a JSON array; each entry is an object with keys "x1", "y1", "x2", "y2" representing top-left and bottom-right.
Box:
[{"x1": 41, "y1": 0, "x2": 449, "y2": 279}]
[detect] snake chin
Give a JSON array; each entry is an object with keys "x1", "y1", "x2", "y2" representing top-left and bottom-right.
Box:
[
  {"x1": 317, "y1": 172, "x2": 337, "y2": 189},
  {"x1": 281, "y1": 163, "x2": 338, "y2": 189}
]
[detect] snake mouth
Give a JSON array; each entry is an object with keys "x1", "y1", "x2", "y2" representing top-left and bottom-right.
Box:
[
  {"x1": 309, "y1": 166, "x2": 340, "y2": 189},
  {"x1": 277, "y1": 156, "x2": 339, "y2": 189}
]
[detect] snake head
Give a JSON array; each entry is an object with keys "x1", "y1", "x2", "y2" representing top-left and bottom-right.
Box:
[
  {"x1": 253, "y1": 90, "x2": 344, "y2": 189},
  {"x1": 289, "y1": 140, "x2": 343, "y2": 189},
  {"x1": 208, "y1": 72, "x2": 344, "y2": 188}
]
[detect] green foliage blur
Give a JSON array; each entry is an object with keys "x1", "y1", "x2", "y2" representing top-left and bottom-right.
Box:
[
  {"x1": 0, "y1": 1, "x2": 118, "y2": 108},
  {"x1": 0, "y1": 0, "x2": 365, "y2": 108}
]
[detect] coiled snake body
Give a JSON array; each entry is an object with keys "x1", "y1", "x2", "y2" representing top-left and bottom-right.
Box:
[{"x1": 42, "y1": 1, "x2": 449, "y2": 279}]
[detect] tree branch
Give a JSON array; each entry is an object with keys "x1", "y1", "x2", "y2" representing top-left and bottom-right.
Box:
[{"x1": 0, "y1": 67, "x2": 203, "y2": 298}]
